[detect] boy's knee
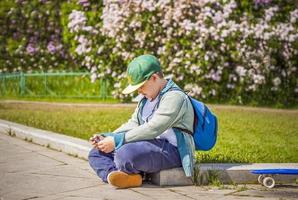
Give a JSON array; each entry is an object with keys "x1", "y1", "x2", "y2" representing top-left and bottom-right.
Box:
[
  {"x1": 114, "y1": 144, "x2": 139, "y2": 170},
  {"x1": 88, "y1": 148, "x2": 99, "y2": 159}
]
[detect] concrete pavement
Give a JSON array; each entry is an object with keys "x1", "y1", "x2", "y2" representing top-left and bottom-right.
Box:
[
  {"x1": 1, "y1": 119, "x2": 297, "y2": 186},
  {"x1": 1, "y1": 133, "x2": 298, "y2": 200}
]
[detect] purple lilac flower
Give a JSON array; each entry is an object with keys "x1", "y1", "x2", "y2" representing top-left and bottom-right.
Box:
[
  {"x1": 47, "y1": 41, "x2": 56, "y2": 53},
  {"x1": 78, "y1": 0, "x2": 90, "y2": 7},
  {"x1": 26, "y1": 43, "x2": 38, "y2": 55},
  {"x1": 211, "y1": 72, "x2": 221, "y2": 82},
  {"x1": 254, "y1": 0, "x2": 272, "y2": 5},
  {"x1": 68, "y1": 10, "x2": 87, "y2": 33},
  {"x1": 47, "y1": 41, "x2": 63, "y2": 54},
  {"x1": 29, "y1": 37, "x2": 37, "y2": 43}
]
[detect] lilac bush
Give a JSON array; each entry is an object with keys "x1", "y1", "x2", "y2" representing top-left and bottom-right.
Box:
[
  {"x1": 0, "y1": 0, "x2": 74, "y2": 73},
  {"x1": 64, "y1": 0, "x2": 297, "y2": 106},
  {"x1": 0, "y1": 0, "x2": 297, "y2": 106}
]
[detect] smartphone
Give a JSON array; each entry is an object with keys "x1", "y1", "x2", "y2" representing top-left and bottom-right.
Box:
[
  {"x1": 91, "y1": 135, "x2": 105, "y2": 143},
  {"x1": 93, "y1": 136, "x2": 101, "y2": 143}
]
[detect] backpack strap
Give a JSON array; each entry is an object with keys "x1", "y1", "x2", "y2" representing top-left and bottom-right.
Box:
[
  {"x1": 156, "y1": 87, "x2": 195, "y2": 135},
  {"x1": 168, "y1": 88, "x2": 209, "y2": 131},
  {"x1": 136, "y1": 97, "x2": 147, "y2": 125}
]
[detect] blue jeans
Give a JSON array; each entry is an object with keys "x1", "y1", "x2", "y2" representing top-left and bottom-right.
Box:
[{"x1": 88, "y1": 139, "x2": 182, "y2": 182}]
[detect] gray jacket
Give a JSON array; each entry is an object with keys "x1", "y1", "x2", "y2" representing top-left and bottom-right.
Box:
[{"x1": 112, "y1": 79, "x2": 195, "y2": 177}]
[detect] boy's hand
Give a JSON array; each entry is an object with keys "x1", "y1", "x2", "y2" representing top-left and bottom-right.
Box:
[
  {"x1": 96, "y1": 136, "x2": 115, "y2": 153},
  {"x1": 89, "y1": 134, "x2": 105, "y2": 146}
]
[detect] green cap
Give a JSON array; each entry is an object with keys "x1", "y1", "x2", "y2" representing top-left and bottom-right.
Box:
[{"x1": 122, "y1": 55, "x2": 161, "y2": 94}]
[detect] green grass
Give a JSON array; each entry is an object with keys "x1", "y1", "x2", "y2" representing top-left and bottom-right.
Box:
[
  {"x1": 0, "y1": 96, "x2": 120, "y2": 104},
  {"x1": 0, "y1": 102, "x2": 297, "y2": 163},
  {"x1": 196, "y1": 105, "x2": 298, "y2": 163},
  {"x1": 0, "y1": 103, "x2": 132, "y2": 139}
]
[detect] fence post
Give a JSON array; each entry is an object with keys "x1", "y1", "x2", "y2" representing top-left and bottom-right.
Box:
[
  {"x1": 0, "y1": 74, "x2": 6, "y2": 95},
  {"x1": 19, "y1": 72, "x2": 25, "y2": 96},
  {"x1": 44, "y1": 72, "x2": 47, "y2": 96},
  {"x1": 100, "y1": 78, "x2": 107, "y2": 99}
]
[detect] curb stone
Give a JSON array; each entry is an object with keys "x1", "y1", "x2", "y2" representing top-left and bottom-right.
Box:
[
  {"x1": 0, "y1": 119, "x2": 297, "y2": 186},
  {"x1": 0, "y1": 119, "x2": 91, "y2": 160}
]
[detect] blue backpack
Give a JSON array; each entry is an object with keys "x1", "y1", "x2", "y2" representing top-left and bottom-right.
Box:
[{"x1": 166, "y1": 88, "x2": 218, "y2": 151}]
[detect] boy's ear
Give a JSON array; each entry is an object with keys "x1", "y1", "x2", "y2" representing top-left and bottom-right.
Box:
[{"x1": 152, "y1": 73, "x2": 158, "y2": 81}]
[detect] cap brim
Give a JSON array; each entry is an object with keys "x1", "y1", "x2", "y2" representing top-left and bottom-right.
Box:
[{"x1": 122, "y1": 80, "x2": 147, "y2": 94}]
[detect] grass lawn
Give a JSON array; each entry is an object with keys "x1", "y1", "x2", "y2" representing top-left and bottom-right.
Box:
[
  {"x1": 0, "y1": 96, "x2": 120, "y2": 104},
  {"x1": 0, "y1": 102, "x2": 297, "y2": 163}
]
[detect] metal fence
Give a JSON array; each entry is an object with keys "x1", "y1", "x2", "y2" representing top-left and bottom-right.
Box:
[{"x1": 0, "y1": 72, "x2": 111, "y2": 99}]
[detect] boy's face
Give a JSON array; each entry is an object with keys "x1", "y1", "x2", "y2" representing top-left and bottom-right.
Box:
[{"x1": 137, "y1": 74, "x2": 160, "y2": 101}]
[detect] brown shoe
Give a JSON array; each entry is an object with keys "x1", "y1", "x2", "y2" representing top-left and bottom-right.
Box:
[{"x1": 107, "y1": 171, "x2": 142, "y2": 189}]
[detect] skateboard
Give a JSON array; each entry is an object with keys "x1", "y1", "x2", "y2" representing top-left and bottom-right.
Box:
[{"x1": 251, "y1": 169, "x2": 298, "y2": 188}]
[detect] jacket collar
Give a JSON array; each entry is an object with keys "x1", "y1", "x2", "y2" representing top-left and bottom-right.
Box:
[{"x1": 160, "y1": 79, "x2": 180, "y2": 95}]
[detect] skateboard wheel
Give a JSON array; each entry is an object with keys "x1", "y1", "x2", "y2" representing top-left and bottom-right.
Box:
[
  {"x1": 263, "y1": 177, "x2": 275, "y2": 188},
  {"x1": 258, "y1": 175, "x2": 264, "y2": 184}
]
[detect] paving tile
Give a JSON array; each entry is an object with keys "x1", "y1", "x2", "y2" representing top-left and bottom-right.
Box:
[
  {"x1": 28, "y1": 164, "x2": 97, "y2": 179},
  {"x1": 1, "y1": 171, "x2": 100, "y2": 196},
  {"x1": 55, "y1": 197, "x2": 101, "y2": 200},
  {"x1": 131, "y1": 187, "x2": 194, "y2": 199},
  {"x1": 1, "y1": 191, "x2": 42, "y2": 200},
  {"x1": 34, "y1": 194, "x2": 67, "y2": 200},
  {"x1": 1, "y1": 130, "x2": 297, "y2": 200},
  {"x1": 58, "y1": 184, "x2": 154, "y2": 200},
  {"x1": 36, "y1": 148, "x2": 90, "y2": 169},
  {"x1": 0, "y1": 152, "x2": 64, "y2": 174},
  {"x1": 230, "y1": 187, "x2": 298, "y2": 199}
]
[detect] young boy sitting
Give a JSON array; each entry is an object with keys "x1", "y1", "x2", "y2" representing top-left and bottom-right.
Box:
[{"x1": 88, "y1": 54, "x2": 195, "y2": 188}]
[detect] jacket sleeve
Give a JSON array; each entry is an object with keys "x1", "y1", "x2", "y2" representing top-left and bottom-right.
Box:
[
  {"x1": 113, "y1": 105, "x2": 139, "y2": 133},
  {"x1": 121, "y1": 91, "x2": 187, "y2": 143}
]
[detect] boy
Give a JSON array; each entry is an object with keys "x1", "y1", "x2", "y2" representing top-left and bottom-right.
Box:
[{"x1": 88, "y1": 54, "x2": 195, "y2": 188}]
